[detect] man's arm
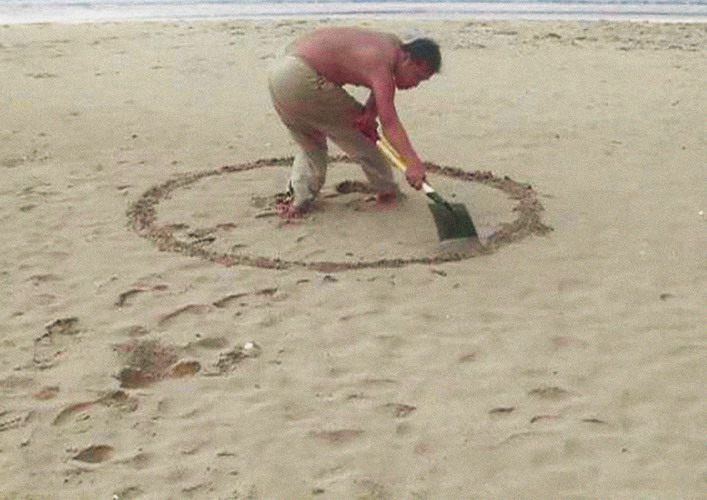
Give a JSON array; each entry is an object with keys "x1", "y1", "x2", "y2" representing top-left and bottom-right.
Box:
[
  {"x1": 369, "y1": 72, "x2": 426, "y2": 190},
  {"x1": 355, "y1": 92, "x2": 378, "y2": 139},
  {"x1": 363, "y1": 91, "x2": 377, "y2": 115}
]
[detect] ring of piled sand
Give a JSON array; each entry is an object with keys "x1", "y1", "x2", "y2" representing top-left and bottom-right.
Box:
[{"x1": 127, "y1": 155, "x2": 552, "y2": 271}]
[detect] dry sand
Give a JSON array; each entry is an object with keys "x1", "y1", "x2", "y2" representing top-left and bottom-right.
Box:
[{"x1": 0, "y1": 18, "x2": 705, "y2": 499}]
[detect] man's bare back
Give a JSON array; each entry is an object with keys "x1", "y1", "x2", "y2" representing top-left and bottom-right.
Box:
[{"x1": 291, "y1": 28, "x2": 401, "y2": 88}]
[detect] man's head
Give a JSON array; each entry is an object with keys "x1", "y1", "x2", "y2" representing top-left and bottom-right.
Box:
[{"x1": 394, "y1": 37, "x2": 441, "y2": 90}]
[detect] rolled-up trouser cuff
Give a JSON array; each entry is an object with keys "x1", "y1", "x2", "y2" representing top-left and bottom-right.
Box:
[{"x1": 288, "y1": 148, "x2": 328, "y2": 209}]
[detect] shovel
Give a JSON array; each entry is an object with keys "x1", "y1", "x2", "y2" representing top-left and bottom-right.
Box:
[{"x1": 376, "y1": 135, "x2": 479, "y2": 242}]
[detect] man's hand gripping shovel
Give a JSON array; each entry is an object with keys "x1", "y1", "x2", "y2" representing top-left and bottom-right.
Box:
[{"x1": 373, "y1": 132, "x2": 480, "y2": 244}]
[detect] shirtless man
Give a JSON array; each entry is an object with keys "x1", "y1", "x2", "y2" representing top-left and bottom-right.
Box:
[{"x1": 268, "y1": 27, "x2": 441, "y2": 216}]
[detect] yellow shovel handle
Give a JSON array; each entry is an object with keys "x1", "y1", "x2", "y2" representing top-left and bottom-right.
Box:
[
  {"x1": 376, "y1": 135, "x2": 434, "y2": 195},
  {"x1": 376, "y1": 136, "x2": 406, "y2": 172}
]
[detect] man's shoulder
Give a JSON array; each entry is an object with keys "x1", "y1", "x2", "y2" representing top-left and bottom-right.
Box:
[{"x1": 306, "y1": 27, "x2": 400, "y2": 45}]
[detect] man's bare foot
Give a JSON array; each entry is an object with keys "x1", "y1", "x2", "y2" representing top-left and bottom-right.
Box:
[
  {"x1": 275, "y1": 198, "x2": 308, "y2": 220},
  {"x1": 376, "y1": 190, "x2": 398, "y2": 210}
]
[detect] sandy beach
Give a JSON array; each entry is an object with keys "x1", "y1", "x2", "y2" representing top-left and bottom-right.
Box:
[{"x1": 0, "y1": 18, "x2": 705, "y2": 498}]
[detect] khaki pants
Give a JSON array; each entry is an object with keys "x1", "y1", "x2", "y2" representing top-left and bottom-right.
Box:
[{"x1": 268, "y1": 55, "x2": 396, "y2": 209}]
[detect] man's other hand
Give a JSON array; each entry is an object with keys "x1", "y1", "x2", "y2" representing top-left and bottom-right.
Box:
[
  {"x1": 354, "y1": 109, "x2": 379, "y2": 142},
  {"x1": 405, "y1": 163, "x2": 426, "y2": 190}
]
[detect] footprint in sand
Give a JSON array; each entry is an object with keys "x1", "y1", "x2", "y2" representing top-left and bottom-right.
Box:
[
  {"x1": 24, "y1": 72, "x2": 59, "y2": 79},
  {"x1": 2, "y1": 149, "x2": 50, "y2": 168},
  {"x1": 382, "y1": 403, "x2": 417, "y2": 418},
  {"x1": 53, "y1": 390, "x2": 139, "y2": 428},
  {"x1": 157, "y1": 304, "x2": 214, "y2": 327},
  {"x1": 154, "y1": 288, "x2": 280, "y2": 328},
  {"x1": 114, "y1": 338, "x2": 201, "y2": 388},
  {"x1": 115, "y1": 283, "x2": 169, "y2": 308},
  {"x1": 72, "y1": 444, "x2": 114, "y2": 463},
  {"x1": 33, "y1": 385, "x2": 60, "y2": 400},
  {"x1": 312, "y1": 429, "x2": 363, "y2": 444},
  {"x1": 527, "y1": 385, "x2": 573, "y2": 401},
  {"x1": 212, "y1": 342, "x2": 262, "y2": 375},
  {"x1": 0, "y1": 409, "x2": 33, "y2": 433},
  {"x1": 33, "y1": 317, "x2": 81, "y2": 370},
  {"x1": 45, "y1": 317, "x2": 80, "y2": 335}
]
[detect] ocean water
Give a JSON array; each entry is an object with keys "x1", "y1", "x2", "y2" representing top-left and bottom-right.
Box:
[{"x1": 1, "y1": 0, "x2": 705, "y2": 24}]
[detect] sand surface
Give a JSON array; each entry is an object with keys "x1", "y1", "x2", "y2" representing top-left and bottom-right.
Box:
[{"x1": 0, "y1": 19, "x2": 705, "y2": 499}]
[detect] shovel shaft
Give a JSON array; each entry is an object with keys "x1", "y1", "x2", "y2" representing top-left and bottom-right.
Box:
[
  {"x1": 376, "y1": 137, "x2": 435, "y2": 196},
  {"x1": 377, "y1": 137, "x2": 456, "y2": 210}
]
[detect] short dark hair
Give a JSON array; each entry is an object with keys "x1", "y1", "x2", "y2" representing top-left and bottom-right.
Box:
[{"x1": 401, "y1": 38, "x2": 441, "y2": 74}]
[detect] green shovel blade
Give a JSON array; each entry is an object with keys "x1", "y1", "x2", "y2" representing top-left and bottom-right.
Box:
[{"x1": 427, "y1": 201, "x2": 479, "y2": 241}]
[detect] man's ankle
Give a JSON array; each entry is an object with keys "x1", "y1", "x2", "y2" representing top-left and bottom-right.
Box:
[{"x1": 376, "y1": 190, "x2": 398, "y2": 208}]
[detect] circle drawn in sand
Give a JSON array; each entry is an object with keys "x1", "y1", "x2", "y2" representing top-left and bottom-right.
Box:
[{"x1": 127, "y1": 155, "x2": 551, "y2": 271}]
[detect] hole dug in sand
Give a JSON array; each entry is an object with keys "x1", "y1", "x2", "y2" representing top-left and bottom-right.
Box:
[
  {"x1": 127, "y1": 155, "x2": 552, "y2": 271},
  {"x1": 73, "y1": 444, "x2": 114, "y2": 464},
  {"x1": 114, "y1": 339, "x2": 201, "y2": 389}
]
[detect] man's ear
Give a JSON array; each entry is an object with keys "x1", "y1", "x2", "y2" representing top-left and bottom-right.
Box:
[{"x1": 416, "y1": 60, "x2": 433, "y2": 76}]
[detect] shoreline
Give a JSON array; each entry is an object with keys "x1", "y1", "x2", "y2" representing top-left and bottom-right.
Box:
[
  {"x1": 3, "y1": 16, "x2": 707, "y2": 28},
  {"x1": 2, "y1": 2, "x2": 707, "y2": 25}
]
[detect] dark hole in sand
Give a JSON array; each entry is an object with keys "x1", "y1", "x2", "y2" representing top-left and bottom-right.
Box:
[
  {"x1": 73, "y1": 444, "x2": 114, "y2": 463},
  {"x1": 127, "y1": 155, "x2": 551, "y2": 271},
  {"x1": 115, "y1": 339, "x2": 201, "y2": 388}
]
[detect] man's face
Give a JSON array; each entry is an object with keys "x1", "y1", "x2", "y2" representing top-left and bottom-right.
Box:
[{"x1": 395, "y1": 59, "x2": 434, "y2": 90}]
